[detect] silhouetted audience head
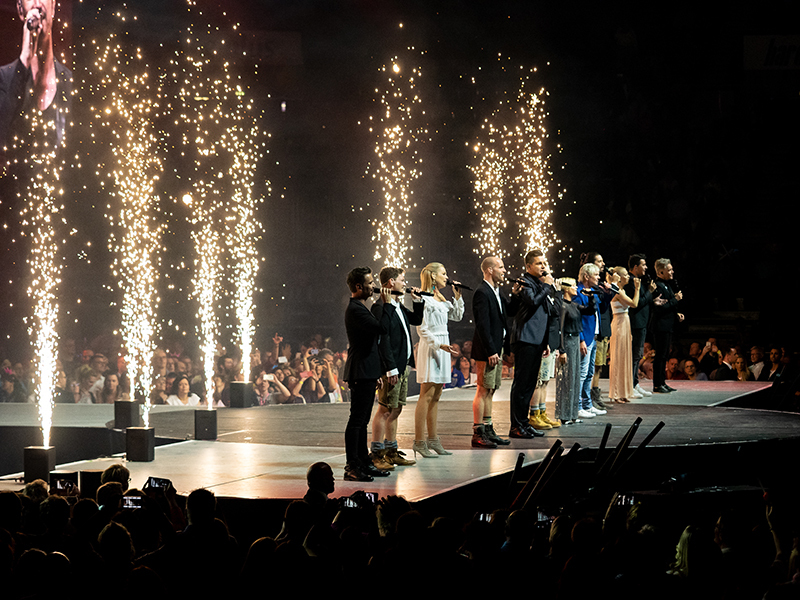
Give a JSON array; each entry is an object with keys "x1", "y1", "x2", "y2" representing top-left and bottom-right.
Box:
[
  {"x1": 101, "y1": 463, "x2": 131, "y2": 491},
  {"x1": 186, "y1": 488, "x2": 216, "y2": 526},
  {"x1": 306, "y1": 462, "x2": 335, "y2": 495},
  {"x1": 23, "y1": 480, "x2": 48, "y2": 505},
  {"x1": 97, "y1": 481, "x2": 124, "y2": 510}
]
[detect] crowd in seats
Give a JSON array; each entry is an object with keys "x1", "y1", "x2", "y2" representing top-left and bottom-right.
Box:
[{"x1": 1, "y1": 461, "x2": 798, "y2": 598}]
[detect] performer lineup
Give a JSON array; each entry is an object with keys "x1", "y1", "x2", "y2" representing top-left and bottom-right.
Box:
[{"x1": 343, "y1": 251, "x2": 683, "y2": 482}]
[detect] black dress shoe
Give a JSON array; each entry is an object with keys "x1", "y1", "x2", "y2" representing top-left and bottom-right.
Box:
[
  {"x1": 361, "y1": 462, "x2": 390, "y2": 477},
  {"x1": 472, "y1": 428, "x2": 497, "y2": 448},
  {"x1": 509, "y1": 427, "x2": 534, "y2": 439},
  {"x1": 525, "y1": 424, "x2": 546, "y2": 437},
  {"x1": 344, "y1": 464, "x2": 373, "y2": 482},
  {"x1": 485, "y1": 424, "x2": 511, "y2": 445},
  {"x1": 653, "y1": 385, "x2": 672, "y2": 393},
  {"x1": 665, "y1": 384, "x2": 677, "y2": 392}
]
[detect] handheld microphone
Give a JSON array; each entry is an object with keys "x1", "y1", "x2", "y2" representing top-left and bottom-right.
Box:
[
  {"x1": 26, "y1": 8, "x2": 44, "y2": 31},
  {"x1": 510, "y1": 277, "x2": 531, "y2": 288},
  {"x1": 446, "y1": 278, "x2": 473, "y2": 291},
  {"x1": 372, "y1": 289, "x2": 433, "y2": 297}
]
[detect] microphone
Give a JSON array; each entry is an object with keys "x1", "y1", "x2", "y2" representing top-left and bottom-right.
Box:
[
  {"x1": 446, "y1": 278, "x2": 473, "y2": 291},
  {"x1": 406, "y1": 288, "x2": 433, "y2": 297},
  {"x1": 580, "y1": 288, "x2": 603, "y2": 296},
  {"x1": 510, "y1": 277, "x2": 531, "y2": 288},
  {"x1": 372, "y1": 289, "x2": 433, "y2": 297},
  {"x1": 26, "y1": 8, "x2": 44, "y2": 32}
]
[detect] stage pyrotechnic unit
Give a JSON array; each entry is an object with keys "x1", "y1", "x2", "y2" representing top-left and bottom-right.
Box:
[
  {"x1": 176, "y1": 1, "x2": 267, "y2": 402},
  {"x1": 87, "y1": 27, "x2": 164, "y2": 426},
  {"x1": 17, "y1": 113, "x2": 65, "y2": 447}
]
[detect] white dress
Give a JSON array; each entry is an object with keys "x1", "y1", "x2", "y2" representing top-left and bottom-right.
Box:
[{"x1": 416, "y1": 295, "x2": 465, "y2": 384}]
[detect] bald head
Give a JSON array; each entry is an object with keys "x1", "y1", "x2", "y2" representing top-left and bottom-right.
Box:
[{"x1": 481, "y1": 256, "x2": 506, "y2": 287}]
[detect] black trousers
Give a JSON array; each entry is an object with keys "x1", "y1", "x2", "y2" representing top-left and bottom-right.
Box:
[
  {"x1": 509, "y1": 341, "x2": 546, "y2": 430},
  {"x1": 345, "y1": 379, "x2": 377, "y2": 465},
  {"x1": 653, "y1": 330, "x2": 672, "y2": 388}
]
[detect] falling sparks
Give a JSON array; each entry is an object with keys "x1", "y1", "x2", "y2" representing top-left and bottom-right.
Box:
[
  {"x1": 87, "y1": 32, "x2": 163, "y2": 426},
  {"x1": 366, "y1": 50, "x2": 428, "y2": 267},
  {"x1": 469, "y1": 65, "x2": 563, "y2": 265}
]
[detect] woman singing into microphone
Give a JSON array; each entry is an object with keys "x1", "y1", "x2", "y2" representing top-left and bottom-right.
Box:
[{"x1": 414, "y1": 262, "x2": 464, "y2": 458}]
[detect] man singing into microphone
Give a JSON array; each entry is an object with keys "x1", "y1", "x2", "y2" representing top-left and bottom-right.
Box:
[
  {"x1": 1, "y1": 0, "x2": 72, "y2": 150},
  {"x1": 368, "y1": 267, "x2": 424, "y2": 469}
]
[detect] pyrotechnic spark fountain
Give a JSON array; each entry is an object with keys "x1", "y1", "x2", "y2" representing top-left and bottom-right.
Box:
[
  {"x1": 367, "y1": 50, "x2": 427, "y2": 267},
  {"x1": 469, "y1": 65, "x2": 563, "y2": 264},
  {"x1": 15, "y1": 113, "x2": 67, "y2": 448},
  {"x1": 469, "y1": 124, "x2": 510, "y2": 257},
  {"x1": 175, "y1": 2, "x2": 266, "y2": 398},
  {"x1": 513, "y1": 80, "x2": 561, "y2": 257},
  {"x1": 87, "y1": 34, "x2": 164, "y2": 426}
]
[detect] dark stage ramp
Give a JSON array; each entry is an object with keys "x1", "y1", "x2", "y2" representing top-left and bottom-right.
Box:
[{"x1": 1, "y1": 380, "x2": 798, "y2": 501}]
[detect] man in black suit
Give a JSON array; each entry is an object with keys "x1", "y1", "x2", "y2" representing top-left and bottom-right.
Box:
[
  {"x1": 627, "y1": 253, "x2": 664, "y2": 398},
  {"x1": 509, "y1": 249, "x2": 557, "y2": 438},
  {"x1": 711, "y1": 347, "x2": 738, "y2": 381},
  {"x1": 343, "y1": 267, "x2": 392, "y2": 482},
  {"x1": 651, "y1": 258, "x2": 684, "y2": 393},
  {"x1": 471, "y1": 256, "x2": 517, "y2": 447},
  {"x1": 368, "y1": 266, "x2": 424, "y2": 469}
]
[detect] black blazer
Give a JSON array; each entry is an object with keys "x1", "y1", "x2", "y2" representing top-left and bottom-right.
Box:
[
  {"x1": 373, "y1": 299, "x2": 424, "y2": 375},
  {"x1": 510, "y1": 273, "x2": 556, "y2": 346},
  {"x1": 343, "y1": 298, "x2": 387, "y2": 382},
  {"x1": 626, "y1": 280, "x2": 654, "y2": 330},
  {"x1": 471, "y1": 281, "x2": 518, "y2": 361},
  {"x1": 651, "y1": 279, "x2": 680, "y2": 333}
]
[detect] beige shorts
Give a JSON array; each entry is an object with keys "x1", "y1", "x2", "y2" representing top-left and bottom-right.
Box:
[
  {"x1": 538, "y1": 352, "x2": 556, "y2": 384},
  {"x1": 378, "y1": 366, "x2": 409, "y2": 409},
  {"x1": 476, "y1": 350, "x2": 503, "y2": 390},
  {"x1": 595, "y1": 337, "x2": 610, "y2": 365}
]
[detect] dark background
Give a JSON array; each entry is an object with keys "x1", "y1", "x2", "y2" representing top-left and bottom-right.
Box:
[{"x1": 1, "y1": 0, "x2": 798, "y2": 361}]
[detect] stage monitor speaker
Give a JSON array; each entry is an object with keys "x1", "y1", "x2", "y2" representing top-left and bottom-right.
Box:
[
  {"x1": 115, "y1": 400, "x2": 142, "y2": 429},
  {"x1": 24, "y1": 446, "x2": 56, "y2": 483},
  {"x1": 126, "y1": 427, "x2": 155, "y2": 462},
  {"x1": 195, "y1": 409, "x2": 217, "y2": 440},
  {"x1": 229, "y1": 381, "x2": 253, "y2": 408},
  {"x1": 79, "y1": 469, "x2": 104, "y2": 501}
]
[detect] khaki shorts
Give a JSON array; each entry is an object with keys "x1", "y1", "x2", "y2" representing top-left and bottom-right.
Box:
[
  {"x1": 476, "y1": 350, "x2": 503, "y2": 390},
  {"x1": 595, "y1": 337, "x2": 610, "y2": 366},
  {"x1": 378, "y1": 366, "x2": 409, "y2": 409},
  {"x1": 538, "y1": 352, "x2": 556, "y2": 384}
]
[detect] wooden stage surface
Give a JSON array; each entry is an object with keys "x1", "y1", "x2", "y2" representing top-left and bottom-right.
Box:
[{"x1": 2, "y1": 380, "x2": 798, "y2": 501}]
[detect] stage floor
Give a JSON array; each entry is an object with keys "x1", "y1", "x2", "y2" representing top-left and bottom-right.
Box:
[{"x1": 2, "y1": 380, "x2": 798, "y2": 501}]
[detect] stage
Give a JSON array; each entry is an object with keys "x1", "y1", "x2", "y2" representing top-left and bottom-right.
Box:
[{"x1": 1, "y1": 380, "x2": 798, "y2": 502}]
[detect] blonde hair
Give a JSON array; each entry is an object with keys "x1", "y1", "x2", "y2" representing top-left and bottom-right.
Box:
[
  {"x1": 610, "y1": 266, "x2": 628, "y2": 278},
  {"x1": 420, "y1": 262, "x2": 444, "y2": 292}
]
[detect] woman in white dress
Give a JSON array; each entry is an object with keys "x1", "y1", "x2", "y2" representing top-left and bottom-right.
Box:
[
  {"x1": 607, "y1": 267, "x2": 640, "y2": 403},
  {"x1": 414, "y1": 262, "x2": 464, "y2": 457}
]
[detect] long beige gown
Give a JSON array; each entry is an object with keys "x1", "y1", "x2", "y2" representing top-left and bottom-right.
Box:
[{"x1": 608, "y1": 297, "x2": 635, "y2": 400}]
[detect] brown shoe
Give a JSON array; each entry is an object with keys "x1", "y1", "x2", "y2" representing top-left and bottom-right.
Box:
[
  {"x1": 370, "y1": 450, "x2": 395, "y2": 470},
  {"x1": 385, "y1": 448, "x2": 415, "y2": 466}
]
